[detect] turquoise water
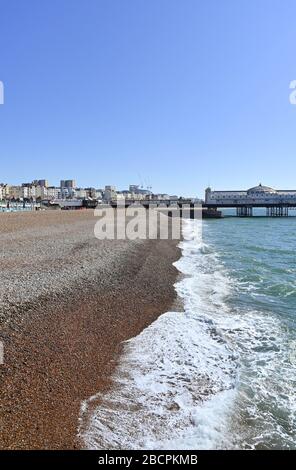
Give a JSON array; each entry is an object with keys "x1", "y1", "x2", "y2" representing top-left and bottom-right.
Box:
[{"x1": 203, "y1": 217, "x2": 296, "y2": 449}]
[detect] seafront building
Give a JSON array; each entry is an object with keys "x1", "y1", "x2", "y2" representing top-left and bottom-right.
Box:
[
  {"x1": 104, "y1": 185, "x2": 117, "y2": 202},
  {"x1": 0, "y1": 178, "x2": 179, "y2": 211},
  {"x1": 60, "y1": 179, "x2": 76, "y2": 189},
  {"x1": 205, "y1": 184, "x2": 296, "y2": 216},
  {"x1": 205, "y1": 184, "x2": 296, "y2": 205}
]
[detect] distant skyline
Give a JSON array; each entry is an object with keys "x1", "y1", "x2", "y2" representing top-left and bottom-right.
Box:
[
  {"x1": 2, "y1": 177, "x2": 296, "y2": 196},
  {"x1": 1, "y1": 0, "x2": 296, "y2": 198}
]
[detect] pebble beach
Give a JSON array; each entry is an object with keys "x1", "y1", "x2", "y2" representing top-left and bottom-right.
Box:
[{"x1": 0, "y1": 210, "x2": 180, "y2": 449}]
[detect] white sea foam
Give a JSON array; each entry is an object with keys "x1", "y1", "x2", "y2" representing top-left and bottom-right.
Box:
[{"x1": 78, "y1": 219, "x2": 296, "y2": 450}]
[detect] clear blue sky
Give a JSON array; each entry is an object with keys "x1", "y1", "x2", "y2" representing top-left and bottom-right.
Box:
[{"x1": 0, "y1": 0, "x2": 296, "y2": 197}]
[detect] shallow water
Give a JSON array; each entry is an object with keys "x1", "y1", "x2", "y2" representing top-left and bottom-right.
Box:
[{"x1": 79, "y1": 217, "x2": 296, "y2": 449}]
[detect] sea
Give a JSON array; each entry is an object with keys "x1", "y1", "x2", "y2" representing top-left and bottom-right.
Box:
[{"x1": 79, "y1": 213, "x2": 296, "y2": 450}]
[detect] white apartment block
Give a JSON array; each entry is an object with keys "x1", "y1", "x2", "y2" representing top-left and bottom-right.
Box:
[
  {"x1": 75, "y1": 188, "x2": 88, "y2": 199},
  {"x1": 104, "y1": 185, "x2": 117, "y2": 201},
  {"x1": 46, "y1": 187, "x2": 60, "y2": 199},
  {"x1": 8, "y1": 185, "x2": 22, "y2": 199}
]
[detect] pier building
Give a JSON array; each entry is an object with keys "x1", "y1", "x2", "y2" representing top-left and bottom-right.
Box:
[{"x1": 205, "y1": 184, "x2": 296, "y2": 216}]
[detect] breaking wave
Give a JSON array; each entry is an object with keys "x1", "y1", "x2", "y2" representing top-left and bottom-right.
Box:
[{"x1": 78, "y1": 219, "x2": 296, "y2": 450}]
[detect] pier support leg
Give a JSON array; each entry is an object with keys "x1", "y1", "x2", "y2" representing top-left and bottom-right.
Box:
[
  {"x1": 267, "y1": 206, "x2": 289, "y2": 217},
  {"x1": 237, "y1": 206, "x2": 253, "y2": 217}
]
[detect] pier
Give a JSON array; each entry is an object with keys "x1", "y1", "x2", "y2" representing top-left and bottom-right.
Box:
[
  {"x1": 203, "y1": 203, "x2": 295, "y2": 217},
  {"x1": 109, "y1": 199, "x2": 295, "y2": 218},
  {"x1": 204, "y1": 184, "x2": 296, "y2": 217},
  {"x1": 108, "y1": 199, "x2": 222, "y2": 218},
  {"x1": 87, "y1": 183, "x2": 296, "y2": 219}
]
